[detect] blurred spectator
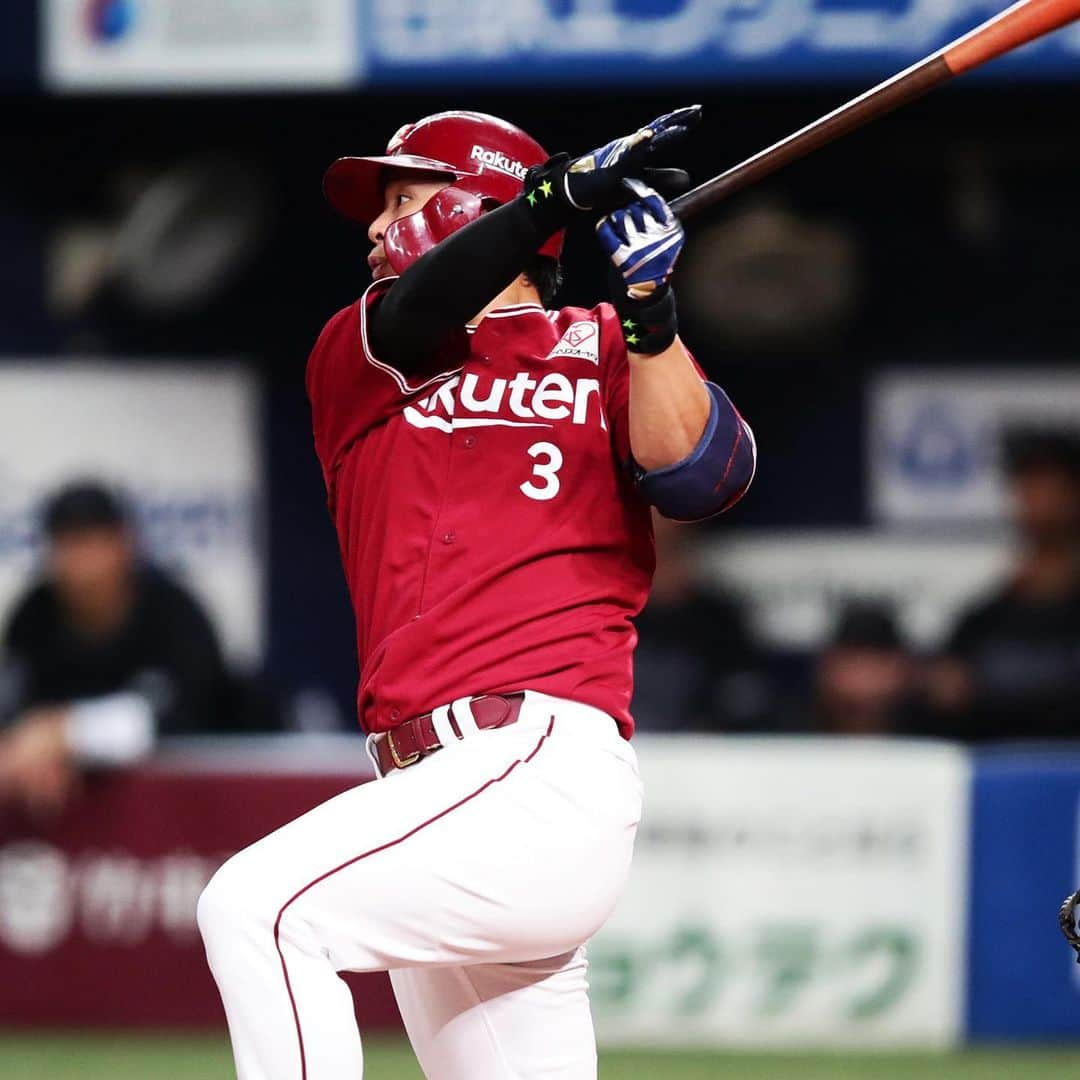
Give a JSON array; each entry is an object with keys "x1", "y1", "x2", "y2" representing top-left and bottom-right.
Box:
[
  {"x1": 0, "y1": 481, "x2": 235, "y2": 817},
  {"x1": 632, "y1": 513, "x2": 770, "y2": 732},
  {"x1": 807, "y1": 601, "x2": 922, "y2": 736},
  {"x1": 929, "y1": 430, "x2": 1080, "y2": 740}
]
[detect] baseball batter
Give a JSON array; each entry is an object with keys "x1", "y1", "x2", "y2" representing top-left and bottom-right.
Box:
[{"x1": 197, "y1": 109, "x2": 755, "y2": 1080}]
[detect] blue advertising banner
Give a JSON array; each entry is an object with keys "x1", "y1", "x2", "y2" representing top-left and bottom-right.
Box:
[
  {"x1": 41, "y1": 0, "x2": 1080, "y2": 91},
  {"x1": 360, "y1": 0, "x2": 1080, "y2": 85},
  {"x1": 967, "y1": 751, "x2": 1080, "y2": 1039}
]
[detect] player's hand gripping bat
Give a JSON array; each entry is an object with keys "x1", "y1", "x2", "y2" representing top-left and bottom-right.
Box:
[{"x1": 670, "y1": 0, "x2": 1080, "y2": 221}]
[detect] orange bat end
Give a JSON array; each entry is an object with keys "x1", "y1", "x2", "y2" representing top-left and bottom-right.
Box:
[{"x1": 945, "y1": 0, "x2": 1080, "y2": 75}]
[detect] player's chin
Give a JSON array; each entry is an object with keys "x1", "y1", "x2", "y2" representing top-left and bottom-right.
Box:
[{"x1": 370, "y1": 259, "x2": 392, "y2": 281}]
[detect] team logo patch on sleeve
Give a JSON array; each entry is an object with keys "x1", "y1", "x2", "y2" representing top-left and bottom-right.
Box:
[{"x1": 546, "y1": 321, "x2": 600, "y2": 364}]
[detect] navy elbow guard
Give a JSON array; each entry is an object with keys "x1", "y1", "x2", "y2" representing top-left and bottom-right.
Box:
[{"x1": 636, "y1": 383, "x2": 756, "y2": 521}]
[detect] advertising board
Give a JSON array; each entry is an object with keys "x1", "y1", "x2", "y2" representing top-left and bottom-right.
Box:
[
  {"x1": 45, "y1": 0, "x2": 1080, "y2": 91},
  {"x1": 591, "y1": 736, "x2": 970, "y2": 1047},
  {"x1": 45, "y1": 0, "x2": 358, "y2": 90},
  {"x1": 869, "y1": 369, "x2": 1080, "y2": 526},
  {"x1": 704, "y1": 531, "x2": 1010, "y2": 651},
  {"x1": 967, "y1": 752, "x2": 1080, "y2": 1040}
]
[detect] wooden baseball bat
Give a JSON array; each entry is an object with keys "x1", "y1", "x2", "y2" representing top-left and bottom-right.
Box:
[{"x1": 671, "y1": 0, "x2": 1080, "y2": 219}]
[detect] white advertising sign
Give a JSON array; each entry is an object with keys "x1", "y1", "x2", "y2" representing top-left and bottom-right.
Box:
[
  {"x1": 45, "y1": 0, "x2": 358, "y2": 91},
  {"x1": 869, "y1": 369, "x2": 1080, "y2": 525},
  {"x1": 0, "y1": 363, "x2": 263, "y2": 662},
  {"x1": 703, "y1": 530, "x2": 1011, "y2": 651},
  {"x1": 591, "y1": 737, "x2": 970, "y2": 1048}
]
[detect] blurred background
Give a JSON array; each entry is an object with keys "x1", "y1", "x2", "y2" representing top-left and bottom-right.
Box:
[{"x1": 2, "y1": 1, "x2": 1080, "y2": 1077}]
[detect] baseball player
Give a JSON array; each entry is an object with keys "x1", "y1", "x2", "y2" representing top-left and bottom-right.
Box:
[{"x1": 198, "y1": 109, "x2": 755, "y2": 1080}]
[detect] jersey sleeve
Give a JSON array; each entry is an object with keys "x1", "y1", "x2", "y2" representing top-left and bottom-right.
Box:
[
  {"x1": 359, "y1": 276, "x2": 470, "y2": 395},
  {"x1": 306, "y1": 279, "x2": 465, "y2": 507}
]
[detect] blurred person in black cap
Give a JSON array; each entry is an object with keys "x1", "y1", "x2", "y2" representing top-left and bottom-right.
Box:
[
  {"x1": 809, "y1": 600, "x2": 921, "y2": 735},
  {"x1": 929, "y1": 428, "x2": 1080, "y2": 740},
  {"x1": 0, "y1": 480, "x2": 232, "y2": 817},
  {"x1": 632, "y1": 511, "x2": 771, "y2": 732}
]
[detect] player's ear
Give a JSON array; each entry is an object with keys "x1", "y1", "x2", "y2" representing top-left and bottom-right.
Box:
[{"x1": 515, "y1": 270, "x2": 540, "y2": 301}]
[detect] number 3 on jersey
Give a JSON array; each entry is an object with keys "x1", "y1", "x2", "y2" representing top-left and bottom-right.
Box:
[{"x1": 520, "y1": 441, "x2": 564, "y2": 501}]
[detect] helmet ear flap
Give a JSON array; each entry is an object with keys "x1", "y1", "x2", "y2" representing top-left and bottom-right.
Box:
[
  {"x1": 453, "y1": 174, "x2": 501, "y2": 212},
  {"x1": 383, "y1": 186, "x2": 486, "y2": 276}
]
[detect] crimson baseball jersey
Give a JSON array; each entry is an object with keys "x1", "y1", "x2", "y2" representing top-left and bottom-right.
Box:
[{"x1": 307, "y1": 279, "x2": 662, "y2": 738}]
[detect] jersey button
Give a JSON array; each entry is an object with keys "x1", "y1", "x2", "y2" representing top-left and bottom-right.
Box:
[
  {"x1": 441, "y1": 531, "x2": 456, "y2": 545},
  {"x1": 390, "y1": 707, "x2": 401, "y2": 722},
  {"x1": 463, "y1": 435, "x2": 477, "y2": 449}
]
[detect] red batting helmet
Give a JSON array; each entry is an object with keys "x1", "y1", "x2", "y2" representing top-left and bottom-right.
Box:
[{"x1": 323, "y1": 111, "x2": 562, "y2": 268}]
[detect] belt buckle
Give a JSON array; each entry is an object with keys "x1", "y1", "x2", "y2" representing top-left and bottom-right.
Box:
[{"x1": 387, "y1": 729, "x2": 421, "y2": 769}]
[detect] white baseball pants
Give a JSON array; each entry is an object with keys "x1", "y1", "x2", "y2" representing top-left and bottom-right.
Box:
[{"x1": 197, "y1": 692, "x2": 642, "y2": 1080}]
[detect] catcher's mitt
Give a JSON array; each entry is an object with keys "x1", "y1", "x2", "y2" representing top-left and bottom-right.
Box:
[{"x1": 1059, "y1": 890, "x2": 1080, "y2": 963}]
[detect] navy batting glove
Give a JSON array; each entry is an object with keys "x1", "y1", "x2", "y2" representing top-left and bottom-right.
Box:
[
  {"x1": 522, "y1": 106, "x2": 699, "y2": 229},
  {"x1": 597, "y1": 180, "x2": 684, "y2": 299},
  {"x1": 598, "y1": 181, "x2": 684, "y2": 355},
  {"x1": 565, "y1": 105, "x2": 700, "y2": 210}
]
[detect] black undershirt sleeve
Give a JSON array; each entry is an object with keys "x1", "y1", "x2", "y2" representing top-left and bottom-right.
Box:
[{"x1": 367, "y1": 197, "x2": 557, "y2": 373}]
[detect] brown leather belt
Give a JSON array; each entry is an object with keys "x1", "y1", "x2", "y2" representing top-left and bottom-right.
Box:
[{"x1": 372, "y1": 692, "x2": 525, "y2": 775}]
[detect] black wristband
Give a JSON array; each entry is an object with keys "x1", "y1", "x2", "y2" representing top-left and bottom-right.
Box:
[
  {"x1": 611, "y1": 281, "x2": 678, "y2": 355},
  {"x1": 522, "y1": 154, "x2": 575, "y2": 233}
]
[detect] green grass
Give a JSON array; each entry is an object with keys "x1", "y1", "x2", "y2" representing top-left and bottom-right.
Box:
[{"x1": 4, "y1": 1033, "x2": 1080, "y2": 1079}]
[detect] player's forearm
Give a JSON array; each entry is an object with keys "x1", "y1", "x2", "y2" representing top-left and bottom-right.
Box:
[
  {"x1": 627, "y1": 338, "x2": 711, "y2": 470},
  {"x1": 370, "y1": 199, "x2": 554, "y2": 367},
  {"x1": 598, "y1": 188, "x2": 756, "y2": 520}
]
